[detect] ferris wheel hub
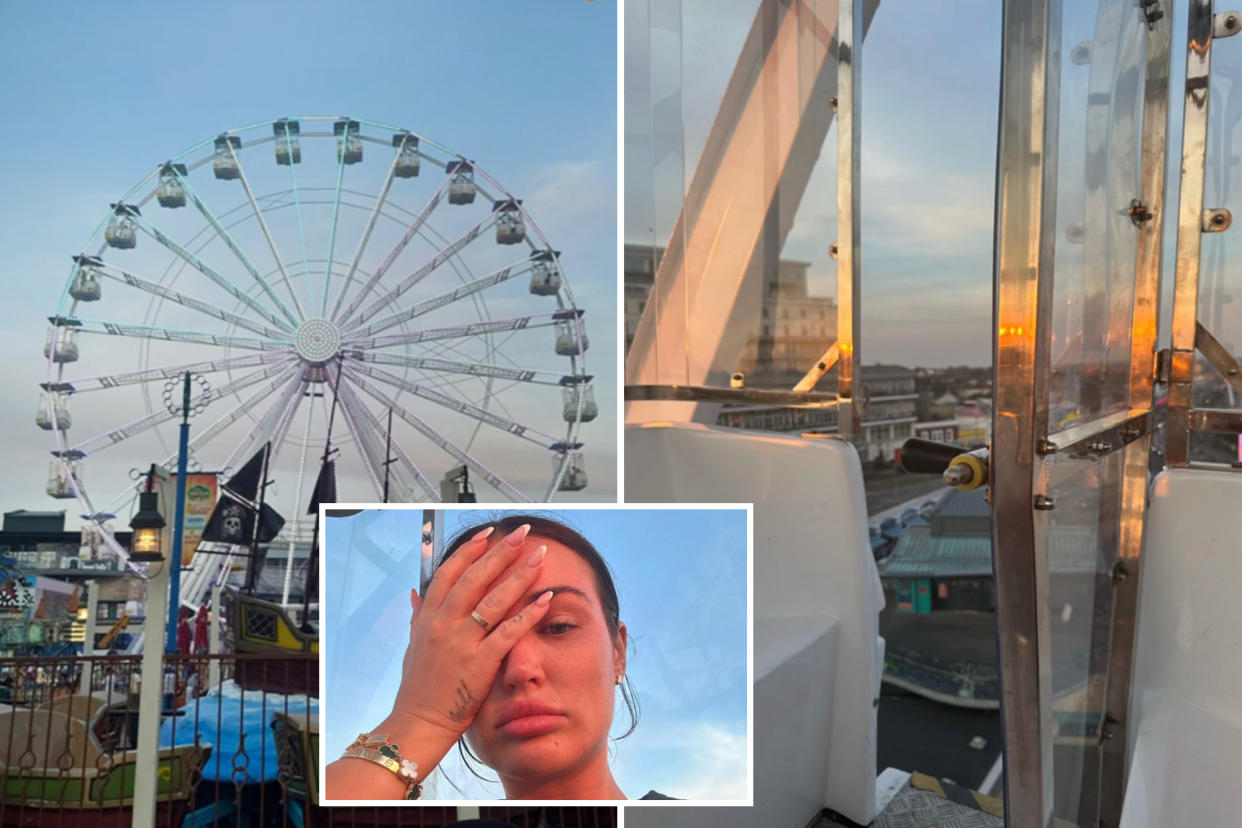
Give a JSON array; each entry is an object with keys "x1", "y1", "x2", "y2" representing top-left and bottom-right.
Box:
[{"x1": 294, "y1": 318, "x2": 341, "y2": 364}]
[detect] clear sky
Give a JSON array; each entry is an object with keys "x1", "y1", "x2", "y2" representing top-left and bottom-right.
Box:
[
  {"x1": 0, "y1": 1, "x2": 617, "y2": 527},
  {"x1": 322, "y1": 507, "x2": 750, "y2": 801}
]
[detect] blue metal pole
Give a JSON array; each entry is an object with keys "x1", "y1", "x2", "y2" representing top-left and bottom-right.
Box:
[{"x1": 166, "y1": 372, "x2": 191, "y2": 655}]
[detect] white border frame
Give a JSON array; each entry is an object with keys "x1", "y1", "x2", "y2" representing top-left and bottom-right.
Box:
[{"x1": 318, "y1": 501, "x2": 754, "y2": 809}]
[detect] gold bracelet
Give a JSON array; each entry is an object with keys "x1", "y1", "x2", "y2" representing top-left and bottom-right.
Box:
[{"x1": 342, "y1": 732, "x2": 423, "y2": 800}]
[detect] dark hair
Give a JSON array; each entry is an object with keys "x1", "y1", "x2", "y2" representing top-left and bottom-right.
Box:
[{"x1": 437, "y1": 513, "x2": 640, "y2": 785}]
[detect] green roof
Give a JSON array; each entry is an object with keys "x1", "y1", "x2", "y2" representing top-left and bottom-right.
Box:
[{"x1": 880, "y1": 524, "x2": 1100, "y2": 578}]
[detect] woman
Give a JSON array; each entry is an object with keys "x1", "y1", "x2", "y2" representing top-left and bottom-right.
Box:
[{"x1": 325, "y1": 515, "x2": 647, "y2": 800}]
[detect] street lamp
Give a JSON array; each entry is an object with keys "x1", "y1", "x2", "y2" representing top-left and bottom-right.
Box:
[{"x1": 130, "y1": 464, "x2": 165, "y2": 563}]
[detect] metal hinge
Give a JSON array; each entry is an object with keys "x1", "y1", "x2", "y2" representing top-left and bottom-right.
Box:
[{"x1": 1154, "y1": 348, "x2": 1171, "y2": 384}]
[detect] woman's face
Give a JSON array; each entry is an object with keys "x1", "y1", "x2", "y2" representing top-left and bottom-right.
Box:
[{"x1": 465, "y1": 535, "x2": 626, "y2": 783}]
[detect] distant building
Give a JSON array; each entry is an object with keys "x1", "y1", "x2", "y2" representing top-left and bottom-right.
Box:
[
  {"x1": 879, "y1": 487, "x2": 1096, "y2": 614},
  {"x1": 623, "y1": 243, "x2": 837, "y2": 382},
  {"x1": 0, "y1": 510, "x2": 137, "y2": 653}
]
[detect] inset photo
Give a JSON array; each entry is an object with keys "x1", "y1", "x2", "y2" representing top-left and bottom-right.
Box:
[{"x1": 320, "y1": 506, "x2": 751, "y2": 805}]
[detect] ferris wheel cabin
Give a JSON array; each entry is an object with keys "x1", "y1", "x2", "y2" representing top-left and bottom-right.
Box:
[
  {"x1": 35, "y1": 393, "x2": 70, "y2": 432},
  {"x1": 392, "y1": 131, "x2": 420, "y2": 177},
  {"x1": 69, "y1": 255, "x2": 102, "y2": 302},
  {"x1": 554, "y1": 318, "x2": 588, "y2": 356},
  {"x1": 492, "y1": 199, "x2": 527, "y2": 245},
  {"x1": 334, "y1": 118, "x2": 362, "y2": 165},
  {"x1": 103, "y1": 203, "x2": 139, "y2": 249},
  {"x1": 622, "y1": 1, "x2": 1242, "y2": 826},
  {"x1": 274, "y1": 118, "x2": 301, "y2": 165},
  {"x1": 211, "y1": 134, "x2": 241, "y2": 179},
  {"x1": 562, "y1": 384, "x2": 598, "y2": 423},
  {"x1": 445, "y1": 159, "x2": 476, "y2": 205},
  {"x1": 555, "y1": 452, "x2": 588, "y2": 491},
  {"x1": 155, "y1": 163, "x2": 187, "y2": 208},
  {"x1": 529, "y1": 250, "x2": 562, "y2": 295},
  {"x1": 46, "y1": 450, "x2": 84, "y2": 499}
]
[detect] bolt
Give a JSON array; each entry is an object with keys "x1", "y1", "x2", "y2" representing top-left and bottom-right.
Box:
[
  {"x1": 1034, "y1": 495, "x2": 1056, "y2": 510},
  {"x1": 1215, "y1": 212, "x2": 1228, "y2": 226},
  {"x1": 830, "y1": 96, "x2": 839, "y2": 110},
  {"x1": 1037, "y1": 438, "x2": 1057, "y2": 455},
  {"x1": 1228, "y1": 15, "x2": 1239, "y2": 31}
]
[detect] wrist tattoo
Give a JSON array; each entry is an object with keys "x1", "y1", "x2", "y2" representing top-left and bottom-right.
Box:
[{"x1": 447, "y1": 679, "x2": 476, "y2": 723}]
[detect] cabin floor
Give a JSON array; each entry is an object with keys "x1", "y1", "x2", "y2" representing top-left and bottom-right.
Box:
[{"x1": 813, "y1": 772, "x2": 1003, "y2": 828}]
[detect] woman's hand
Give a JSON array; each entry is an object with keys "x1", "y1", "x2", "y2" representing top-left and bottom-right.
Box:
[{"x1": 389, "y1": 523, "x2": 553, "y2": 738}]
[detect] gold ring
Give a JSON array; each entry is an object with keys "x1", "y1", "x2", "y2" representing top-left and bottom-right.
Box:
[{"x1": 470, "y1": 610, "x2": 491, "y2": 631}]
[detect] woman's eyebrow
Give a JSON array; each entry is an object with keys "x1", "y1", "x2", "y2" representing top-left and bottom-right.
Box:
[{"x1": 524, "y1": 585, "x2": 592, "y2": 605}]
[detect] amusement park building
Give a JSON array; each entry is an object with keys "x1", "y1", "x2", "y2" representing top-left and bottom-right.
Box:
[{"x1": 0, "y1": 510, "x2": 138, "y2": 654}]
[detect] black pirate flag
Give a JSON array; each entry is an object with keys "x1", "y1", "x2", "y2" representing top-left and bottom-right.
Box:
[{"x1": 200, "y1": 493, "x2": 285, "y2": 545}]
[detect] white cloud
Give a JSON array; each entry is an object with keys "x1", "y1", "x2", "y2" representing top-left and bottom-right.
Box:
[{"x1": 617, "y1": 718, "x2": 748, "y2": 801}]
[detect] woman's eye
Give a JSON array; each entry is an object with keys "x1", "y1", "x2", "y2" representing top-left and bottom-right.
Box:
[{"x1": 541, "y1": 622, "x2": 577, "y2": 636}]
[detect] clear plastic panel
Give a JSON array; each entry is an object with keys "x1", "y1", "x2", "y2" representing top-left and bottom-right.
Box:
[
  {"x1": 624, "y1": 0, "x2": 841, "y2": 392},
  {"x1": 1194, "y1": 23, "x2": 1242, "y2": 463},
  {"x1": 1048, "y1": 0, "x2": 1146, "y2": 434},
  {"x1": 1040, "y1": 447, "x2": 1123, "y2": 825}
]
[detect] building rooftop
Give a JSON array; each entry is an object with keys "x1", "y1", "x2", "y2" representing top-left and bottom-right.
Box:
[{"x1": 880, "y1": 523, "x2": 1099, "y2": 578}]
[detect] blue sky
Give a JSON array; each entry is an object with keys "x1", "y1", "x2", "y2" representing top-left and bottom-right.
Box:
[
  {"x1": 0, "y1": 1, "x2": 617, "y2": 524},
  {"x1": 322, "y1": 507, "x2": 750, "y2": 800}
]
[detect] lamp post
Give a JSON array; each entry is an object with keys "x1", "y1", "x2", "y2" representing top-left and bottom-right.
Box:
[
  {"x1": 166, "y1": 372, "x2": 193, "y2": 655},
  {"x1": 130, "y1": 464, "x2": 167, "y2": 828}
]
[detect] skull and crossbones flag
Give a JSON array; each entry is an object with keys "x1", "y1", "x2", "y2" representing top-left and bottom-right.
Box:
[{"x1": 200, "y1": 493, "x2": 285, "y2": 545}]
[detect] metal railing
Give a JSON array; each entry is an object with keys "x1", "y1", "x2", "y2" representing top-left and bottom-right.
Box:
[{"x1": 0, "y1": 654, "x2": 619, "y2": 827}]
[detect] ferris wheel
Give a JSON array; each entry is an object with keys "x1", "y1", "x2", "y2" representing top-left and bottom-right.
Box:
[{"x1": 40, "y1": 116, "x2": 596, "y2": 561}]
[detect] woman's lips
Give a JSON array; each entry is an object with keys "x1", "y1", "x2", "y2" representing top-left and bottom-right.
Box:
[{"x1": 497, "y1": 713, "x2": 566, "y2": 738}]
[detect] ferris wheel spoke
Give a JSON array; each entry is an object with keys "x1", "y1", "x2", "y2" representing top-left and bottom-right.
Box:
[
  {"x1": 158, "y1": 363, "x2": 301, "y2": 471},
  {"x1": 326, "y1": 154, "x2": 400, "y2": 321},
  {"x1": 343, "y1": 256, "x2": 536, "y2": 340},
  {"x1": 217, "y1": 368, "x2": 308, "y2": 474},
  {"x1": 344, "y1": 362, "x2": 557, "y2": 448},
  {"x1": 97, "y1": 264, "x2": 292, "y2": 341},
  {"x1": 278, "y1": 386, "x2": 314, "y2": 604},
  {"x1": 321, "y1": 134, "x2": 353, "y2": 318},
  {"x1": 350, "y1": 351, "x2": 571, "y2": 386},
  {"x1": 268, "y1": 377, "x2": 310, "y2": 462},
  {"x1": 74, "y1": 320, "x2": 292, "y2": 352},
  {"x1": 341, "y1": 214, "x2": 499, "y2": 332},
  {"x1": 60, "y1": 352, "x2": 286, "y2": 393},
  {"x1": 330, "y1": 182, "x2": 448, "y2": 324},
  {"x1": 70, "y1": 359, "x2": 297, "y2": 456},
  {"x1": 333, "y1": 382, "x2": 387, "y2": 499},
  {"x1": 347, "y1": 372, "x2": 531, "y2": 502},
  {"x1": 171, "y1": 168, "x2": 302, "y2": 330},
  {"x1": 278, "y1": 132, "x2": 313, "y2": 316},
  {"x1": 346, "y1": 310, "x2": 570, "y2": 351},
  {"x1": 129, "y1": 215, "x2": 295, "y2": 332},
  {"x1": 338, "y1": 380, "x2": 439, "y2": 501},
  {"x1": 224, "y1": 140, "x2": 307, "y2": 323}
]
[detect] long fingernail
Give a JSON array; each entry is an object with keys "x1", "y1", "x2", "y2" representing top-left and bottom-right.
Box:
[
  {"x1": 471, "y1": 526, "x2": 495, "y2": 543},
  {"x1": 504, "y1": 524, "x2": 532, "y2": 547},
  {"x1": 525, "y1": 545, "x2": 547, "y2": 568},
  {"x1": 536, "y1": 590, "x2": 553, "y2": 606}
]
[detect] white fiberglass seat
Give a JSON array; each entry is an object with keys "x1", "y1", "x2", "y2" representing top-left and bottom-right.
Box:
[
  {"x1": 625, "y1": 421, "x2": 882, "y2": 827},
  {"x1": 1121, "y1": 468, "x2": 1242, "y2": 827}
]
